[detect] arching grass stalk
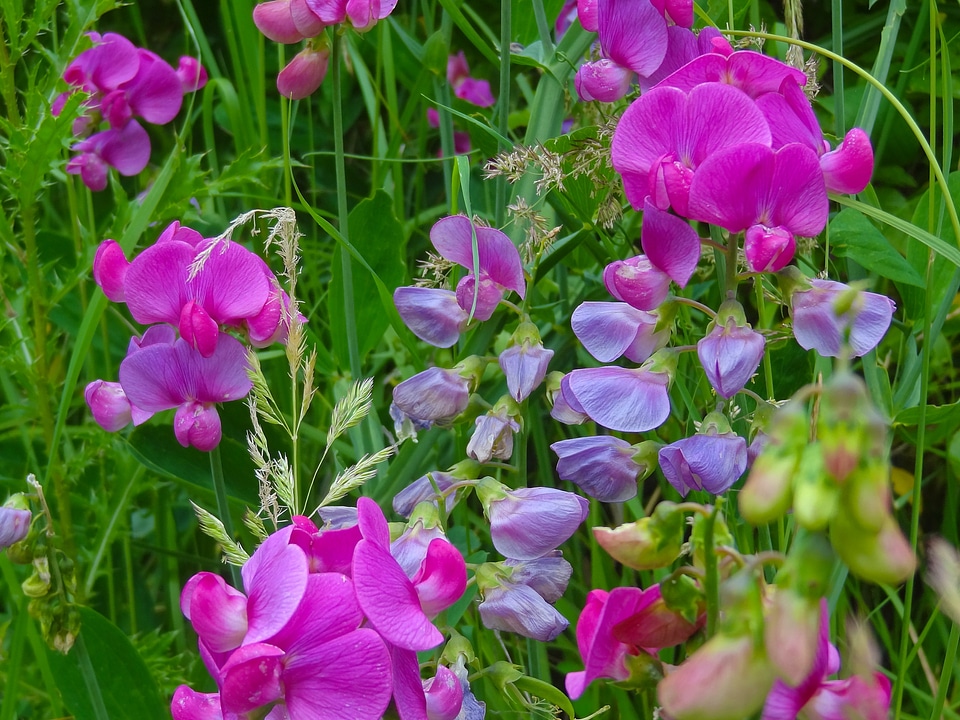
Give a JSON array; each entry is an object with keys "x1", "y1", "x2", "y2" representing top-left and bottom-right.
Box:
[
  {"x1": 495, "y1": 0, "x2": 511, "y2": 227},
  {"x1": 724, "y1": 29, "x2": 960, "y2": 251}
]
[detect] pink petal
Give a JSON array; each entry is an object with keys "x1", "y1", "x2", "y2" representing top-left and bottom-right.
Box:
[
  {"x1": 99, "y1": 119, "x2": 152, "y2": 176},
  {"x1": 124, "y1": 240, "x2": 193, "y2": 325},
  {"x1": 284, "y1": 628, "x2": 393, "y2": 720},
  {"x1": 357, "y1": 496, "x2": 392, "y2": 548},
  {"x1": 454, "y1": 274, "x2": 503, "y2": 320},
  {"x1": 173, "y1": 401, "x2": 222, "y2": 451},
  {"x1": 455, "y1": 77, "x2": 495, "y2": 107},
  {"x1": 411, "y1": 539, "x2": 467, "y2": 617},
  {"x1": 122, "y1": 50, "x2": 184, "y2": 125},
  {"x1": 820, "y1": 127, "x2": 874, "y2": 195},
  {"x1": 429, "y1": 216, "x2": 525, "y2": 298},
  {"x1": 424, "y1": 665, "x2": 463, "y2": 720},
  {"x1": 390, "y1": 645, "x2": 429, "y2": 720},
  {"x1": 598, "y1": 0, "x2": 668, "y2": 77},
  {"x1": 176, "y1": 56, "x2": 208, "y2": 93},
  {"x1": 566, "y1": 366, "x2": 671, "y2": 432},
  {"x1": 184, "y1": 572, "x2": 248, "y2": 653},
  {"x1": 269, "y1": 572, "x2": 364, "y2": 650},
  {"x1": 190, "y1": 240, "x2": 273, "y2": 326},
  {"x1": 641, "y1": 200, "x2": 700, "y2": 286},
  {"x1": 303, "y1": 0, "x2": 347, "y2": 26},
  {"x1": 603, "y1": 256, "x2": 670, "y2": 311},
  {"x1": 242, "y1": 531, "x2": 309, "y2": 645},
  {"x1": 93, "y1": 240, "x2": 130, "y2": 302},
  {"x1": 171, "y1": 686, "x2": 222, "y2": 720},
  {"x1": 658, "y1": 50, "x2": 806, "y2": 98},
  {"x1": 277, "y1": 46, "x2": 331, "y2": 100},
  {"x1": 290, "y1": 0, "x2": 327, "y2": 36},
  {"x1": 394, "y1": 287, "x2": 468, "y2": 348},
  {"x1": 575, "y1": 59, "x2": 633, "y2": 103},
  {"x1": 447, "y1": 51, "x2": 470, "y2": 86},
  {"x1": 219, "y1": 643, "x2": 285, "y2": 714},
  {"x1": 755, "y1": 78, "x2": 822, "y2": 151},
  {"x1": 66, "y1": 32, "x2": 140, "y2": 91},
  {"x1": 84, "y1": 380, "x2": 133, "y2": 432},
  {"x1": 179, "y1": 301, "x2": 220, "y2": 357},
  {"x1": 353, "y1": 539, "x2": 444, "y2": 651},
  {"x1": 254, "y1": 0, "x2": 306, "y2": 42}
]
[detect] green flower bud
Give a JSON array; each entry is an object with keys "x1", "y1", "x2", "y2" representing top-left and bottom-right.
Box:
[
  {"x1": 792, "y1": 443, "x2": 838, "y2": 531},
  {"x1": 592, "y1": 501, "x2": 683, "y2": 570},
  {"x1": 830, "y1": 510, "x2": 916, "y2": 586}
]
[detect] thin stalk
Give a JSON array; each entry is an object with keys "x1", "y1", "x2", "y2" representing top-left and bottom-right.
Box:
[
  {"x1": 724, "y1": 235, "x2": 739, "y2": 296},
  {"x1": 704, "y1": 502, "x2": 721, "y2": 638},
  {"x1": 930, "y1": 622, "x2": 959, "y2": 720},
  {"x1": 831, "y1": 0, "x2": 844, "y2": 135},
  {"x1": 754, "y1": 276, "x2": 776, "y2": 400},
  {"x1": 495, "y1": 0, "x2": 511, "y2": 227},
  {"x1": 210, "y1": 446, "x2": 242, "y2": 587}
]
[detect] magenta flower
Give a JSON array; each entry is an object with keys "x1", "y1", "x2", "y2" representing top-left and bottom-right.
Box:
[
  {"x1": 551, "y1": 435, "x2": 645, "y2": 502},
  {"x1": 640, "y1": 26, "x2": 731, "y2": 92},
  {"x1": 498, "y1": 336, "x2": 554, "y2": 402},
  {"x1": 478, "y1": 480, "x2": 589, "y2": 560},
  {"x1": 65, "y1": 120, "x2": 151, "y2": 191},
  {"x1": 175, "y1": 57, "x2": 208, "y2": 93},
  {"x1": 575, "y1": 59, "x2": 633, "y2": 103},
  {"x1": 390, "y1": 649, "x2": 464, "y2": 720},
  {"x1": 640, "y1": 200, "x2": 701, "y2": 287},
  {"x1": 562, "y1": 357, "x2": 673, "y2": 433},
  {"x1": 566, "y1": 586, "x2": 653, "y2": 699},
  {"x1": 745, "y1": 224, "x2": 795, "y2": 273},
  {"x1": 603, "y1": 255, "x2": 670, "y2": 311},
  {"x1": 687, "y1": 142, "x2": 828, "y2": 253},
  {"x1": 277, "y1": 44, "x2": 331, "y2": 99},
  {"x1": 659, "y1": 414, "x2": 747, "y2": 496},
  {"x1": 352, "y1": 498, "x2": 466, "y2": 651},
  {"x1": 763, "y1": 603, "x2": 891, "y2": 720},
  {"x1": 84, "y1": 379, "x2": 153, "y2": 432},
  {"x1": 477, "y1": 555, "x2": 572, "y2": 641},
  {"x1": 611, "y1": 83, "x2": 771, "y2": 213},
  {"x1": 394, "y1": 286, "x2": 469, "y2": 348},
  {"x1": 253, "y1": 0, "x2": 311, "y2": 42},
  {"x1": 288, "y1": 514, "x2": 361, "y2": 575},
  {"x1": 596, "y1": 0, "x2": 668, "y2": 78},
  {"x1": 656, "y1": 49, "x2": 807, "y2": 98},
  {"x1": 447, "y1": 51, "x2": 495, "y2": 107},
  {"x1": 697, "y1": 301, "x2": 765, "y2": 398},
  {"x1": 571, "y1": 301, "x2": 668, "y2": 363},
  {"x1": 430, "y1": 215, "x2": 525, "y2": 320},
  {"x1": 790, "y1": 278, "x2": 895, "y2": 357},
  {"x1": 118, "y1": 332, "x2": 252, "y2": 451}
]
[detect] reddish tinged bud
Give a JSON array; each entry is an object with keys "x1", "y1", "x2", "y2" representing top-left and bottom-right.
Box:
[
  {"x1": 277, "y1": 45, "x2": 331, "y2": 99},
  {"x1": 253, "y1": 0, "x2": 304, "y2": 43},
  {"x1": 593, "y1": 501, "x2": 683, "y2": 570},
  {"x1": 744, "y1": 224, "x2": 795, "y2": 273},
  {"x1": 830, "y1": 510, "x2": 916, "y2": 586}
]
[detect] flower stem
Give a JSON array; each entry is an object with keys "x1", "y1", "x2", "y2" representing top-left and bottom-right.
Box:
[
  {"x1": 703, "y1": 501, "x2": 722, "y2": 638},
  {"x1": 210, "y1": 445, "x2": 241, "y2": 587},
  {"x1": 495, "y1": 0, "x2": 511, "y2": 227},
  {"x1": 929, "y1": 621, "x2": 959, "y2": 720}
]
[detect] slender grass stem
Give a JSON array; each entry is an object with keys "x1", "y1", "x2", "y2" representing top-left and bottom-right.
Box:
[
  {"x1": 495, "y1": 0, "x2": 511, "y2": 227},
  {"x1": 210, "y1": 445, "x2": 241, "y2": 587},
  {"x1": 704, "y1": 501, "x2": 722, "y2": 638},
  {"x1": 930, "y1": 622, "x2": 959, "y2": 720}
]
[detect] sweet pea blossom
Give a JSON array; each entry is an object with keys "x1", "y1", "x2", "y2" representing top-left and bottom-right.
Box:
[
  {"x1": 697, "y1": 300, "x2": 765, "y2": 398},
  {"x1": 391, "y1": 364, "x2": 476, "y2": 430},
  {"x1": 0, "y1": 502, "x2": 31, "y2": 550},
  {"x1": 467, "y1": 406, "x2": 520, "y2": 463},
  {"x1": 447, "y1": 52, "x2": 495, "y2": 107},
  {"x1": 659, "y1": 413, "x2": 748, "y2": 496},
  {"x1": 394, "y1": 286, "x2": 469, "y2": 348},
  {"x1": 277, "y1": 44, "x2": 331, "y2": 99},
  {"x1": 551, "y1": 435, "x2": 651, "y2": 502},
  {"x1": 477, "y1": 554, "x2": 572, "y2": 641},
  {"x1": 571, "y1": 302, "x2": 669, "y2": 363},
  {"x1": 498, "y1": 323, "x2": 554, "y2": 401}
]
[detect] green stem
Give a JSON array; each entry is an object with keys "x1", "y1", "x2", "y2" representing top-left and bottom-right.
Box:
[
  {"x1": 930, "y1": 621, "x2": 959, "y2": 720},
  {"x1": 210, "y1": 446, "x2": 241, "y2": 587},
  {"x1": 704, "y1": 502, "x2": 721, "y2": 638},
  {"x1": 754, "y1": 276, "x2": 776, "y2": 400},
  {"x1": 724, "y1": 234, "x2": 739, "y2": 297},
  {"x1": 495, "y1": 0, "x2": 511, "y2": 227}
]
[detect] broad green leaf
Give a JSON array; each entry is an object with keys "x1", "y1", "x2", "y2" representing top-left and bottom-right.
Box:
[
  {"x1": 328, "y1": 191, "x2": 407, "y2": 365},
  {"x1": 895, "y1": 402, "x2": 960, "y2": 429},
  {"x1": 829, "y1": 208, "x2": 924, "y2": 287},
  {"x1": 46, "y1": 606, "x2": 166, "y2": 720}
]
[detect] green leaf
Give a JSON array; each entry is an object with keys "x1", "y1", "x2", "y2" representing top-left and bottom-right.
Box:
[
  {"x1": 46, "y1": 606, "x2": 166, "y2": 720},
  {"x1": 829, "y1": 208, "x2": 924, "y2": 287},
  {"x1": 895, "y1": 402, "x2": 960, "y2": 428},
  {"x1": 328, "y1": 191, "x2": 407, "y2": 365},
  {"x1": 514, "y1": 675, "x2": 578, "y2": 719}
]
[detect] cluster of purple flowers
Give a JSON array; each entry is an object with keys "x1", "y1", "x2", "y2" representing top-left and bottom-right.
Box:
[
  {"x1": 172, "y1": 498, "x2": 474, "y2": 719},
  {"x1": 85, "y1": 221, "x2": 296, "y2": 451},
  {"x1": 54, "y1": 33, "x2": 206, "y2": 190}
]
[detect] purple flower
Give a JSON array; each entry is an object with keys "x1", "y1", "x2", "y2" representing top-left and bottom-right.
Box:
[
  {"x1": 118, "y1": 333, "x2": 252, "y2": 451},
  {"x1": 656, "y1": 49, "x2": 806, "y2": 98},
  {"x1": 394, "y1": 286, "x2": 469, "y2": 348},
  {"x1": 571, "y1": 301, "x2": 669, "y2": 363},
  {"x1": 687, "y1": 142, "x2": 828, "y2": 252},
  {"x1": 277, "y1": 45, "x2": 331, "y2": 99},
  {"x1": 697, "y1": 300, "x2": 765, "y2": 398},
  {"x1": 597, "y1": 0, "x2": 668, "y2": 78},
  {"x1": 430, "y1": 215, "x2": 525, "y2": 319},
  {"x1": 65, "y1": 120, "x2": 151, "y2": 191},
  {"x1": 0, "y1": 503, "x2": 31, "y2": 550},
  {"x1": 659, "y1": 414, "x2": 747, "y2": 496},
  {"x1": 478, "y1": 480, "x2": 589, "y2": 560},
  {"x1": 603, "y1": 254, "x2": 670, "y2": 311},
  {"x1": 562, "y1": 356, "x2": 674, "y2": 433},
  {"x1": 466, "y1": 408, "x2": 520, "y2": 463},
  {"x1": 549, "y1": 373, "x2": 590, "y2": 425},
  {"x1": 391, "y1": 365, "x2": 473, "y2": 428},
  {"x1": 551, "y1": 435, "x2": 646, "y2": 502},
  {"x1": 611, "y1": 83, "x2": 771, "y2": 214},
  {"x1": 790, "y1": 278, "x2": 895, "y2": 358},
  {"x1": 745, "y1": 224, "x2": 795, "y2": 272},
  {"x1": 447, "y1": 51, "x2": 495, "y2": 107},
  {"x1": 84, "y1": 379, "x2": 153, "y2": 432},
  {"x1": 477, "y1": 556, "x2": 572, "y2": 641},
  {"x1": 498, "y1": 332, "x2": 554, "y2": 402},
  {"x1": 393, "y1": 472, "x2": 460, "y2": 517}
]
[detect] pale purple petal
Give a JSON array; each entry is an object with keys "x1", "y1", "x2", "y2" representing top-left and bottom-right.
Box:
[
  {"x1": 571, "y1": 301, "x2": 666, "y2": 363},
  {"x1": 697, "y1": 318, "x2": 765, "y2": 398},
  {"x1": 454, "y1": 274, "x2": 503, "y2": 321},
  {"x1": 505, "y1": 552, "x2": 573, "y2": 603},
  {"x1": 479, "y1": 583, "x2": 569, "y2": 641},
  {"x1": 487, "y1": 487, "x2": 589, "y2": 560},
  {"x1": 0, "y1": 507, "x2": 31, "y2": 548},
  {"x1": 85, "y1": 380, "x2": 134, "y2": 432},
  {"x1": 659, "y1": 433, "x2": 747, "y2": 496},
  {"x1": 392, "y1": 367, "x2": 471, "y2": 424},
  {"x1": 551, "y1": 435, "x2": 641, "y2": 502},
  {"x1": 394, "y1": 287, "x2": 468, "y2": 348},
  {"x1": 498, "y1": 341, "x2": 554, "y2": 402},
  {"x1": 566, "y1": 366, "x2": 671, "y2": 432},
  {"x1": 792, "y1": 279, "x2": 895, "y2": 358},
  {"x1": 392, "y1": 473, "x2": 459, "y2": 518}
]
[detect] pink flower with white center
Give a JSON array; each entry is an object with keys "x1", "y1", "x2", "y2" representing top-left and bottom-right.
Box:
[
  {"x1": 611, "y1": 83, "x2": 771, "y2": 214},
  {"x1": 571, "y1": 301, "x2": 669, "y2": 364},
  {"x1": 789, "y1": 278, "x2": 895, "y2": 358},
  {"x1": 477, "y1": 480, "x2": 589, "y2": 561},
  {"x1": 447, "y1": 51, "x2": 495, "y2": 108},
  {"x1": 352, "y1": 498, "x2": 466, "y2": 652},
  {"x1": 429, "y1": 215, "x2": 525, "y2": 320},
  {"x1": 117, "y1": 332, "x2": 252, "y2": 451},
  {"x1": 762, "y1": 602, "x2": 891, "y2": 720}
]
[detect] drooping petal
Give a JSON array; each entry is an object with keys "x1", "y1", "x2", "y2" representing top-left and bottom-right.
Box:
[
  {"x1": 744, "y1": 224, "x2": 796, "y2": 273},
  {"x1": 498, "y1": 341, "x2": 554, "y2": 402},
  {"x1": 172, "y1": 401, "x2": 222, "y2": 450},
  {"x1": 571, "y1": 301, "x2": 667, "y2": 363},
  {"x1": 697, "y1": 317, "x2": 765, "y2": 398},
  {"x1": 640, "y1": 200, "x2": 700, "y2": 286},
  {"x1": 243, "y1": 535, "x2": 309, "y2": 645},
  {"x1": 85, "y1": 380, "x2": 134, "y2": 432},
  {"x1": 411, "y1": 538, "x2": 467, "y2": 617},
  {"x1": 183, "y1": 572, "x2": 248, "y2": 653},
  {"x1": 597, "y1": 0, "x2": 668, "y2": 77},
  {"x1": 486, "y1": 486, "x2": 589, "y2": 560},
  {"x1": 659, "y1": 433, "x2": 747, "y2": 496},
  {"x1": 289, "y1": 0, "x2": 327, "y2": 36},
  {"x1": 551, "y1": 435, "x2": 642, "y2": 502},
  {"x1": 566, "y1": 366, "x2": 671, "y2": 432},
  {"x1": 478, "y1": 582, "x2": 569, "y2": 641},
  {"x1": 791, "y1": 279, "x2": 895, "y2": 358},
  {"x1": 820, "y1": 127, "x2": 874, "y2": 195},
  {"x1": 394, "y1": 286, "x2": 468, "y2": 348},
  {"x1": 64, "y1": 32, "x2": 140, "y2": 91},
  {"x1": 92, "y1": 240, "x2": 130, "y2": 302},
  {"x1": 99, "y1": 119, "x2": 152, "y2": 176},
  {"x1": 392, "y1": 367, "x2": 471, "y2": 424},
  {"x1": 122, "y1": 50, "x2": 184, "y2": 125},
  {"x1": 454, "y1": 274, "x2": 504, "y2": 321},
  {"x1": 429, "y1": 216, "x2": 526, "y2": 298},
  {"x1": 424, "y1": 665, "x2": 464, "y2": 720}
]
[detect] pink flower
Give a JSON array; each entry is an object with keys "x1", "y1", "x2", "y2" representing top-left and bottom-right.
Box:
[
  {"x1": 656, "y1": 49, "x2": 806, "y2": 98},
  {"x1": 447, "y1": 51, "x2": 495, "y2": 107},
  {"x1": 575, "y1": 59, "x2": 633, "y2": 103},
  {"x1": 0, "y1": 504, "x2": 31, "y2": 549},
  {"x1": 277, "y1": 44, "x2": 331, "y2": 99},
  {"x1": 65, "y1": 120, "x2": 151, "y2": 191}
]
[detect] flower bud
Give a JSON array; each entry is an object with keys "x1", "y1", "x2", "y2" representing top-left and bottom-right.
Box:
[
  {"x1": 739, "y1": 402, "x2": 808, "y2": 524},
  {"x1": 277, "y1": 45, "x2": 331, "y2": 100},
  {"x1": 592, "y1": 501, "x2": 683, "y2": 570},
  {"x1": 575, "y1": 59, "x2": 633, "y2": 103},
  {"x1": 744, "y1": 224, "x2": 795, "y2": 272},
  {"x1": 392, "y1": 365, "x2": 475, "y2": 428},
  {"x1": 476, "y1": 562, "x2": 569, "y2": 641},
  {"x1": 817, "y1": 372, "x2": 873, "y2": 484},
  {"x1": 696, "y1": 299, "x2": 765, "y2": 399},
  {"x1": 603, "y1": 255, "x2": 670, "y2": 311},
  {"x1": 92, "y1": 240, "x2": 129, "y2": 302},
  {"x1": 830, "y1": 510, "x2": 916, "y2": 586},
  {"x1": 423, "y1": 665, "x2": 463, "y2": 720},
  {"x1": 792, "y1": 442, "x2": 838, "y2": 531},
  {"x1": 0, "y1": 497, "x2": 31, "y2": 550},
  {"x1": 842, "y1": 459, "x2": 892, "y2": 533},
  {"x1": 551, "y1": 436, "x2": 654, "y2": 502},
  {"x1": 466, "y1": 401, "x2": 520, "y2": 463},
  {"x1": 498, "y1": 323, "x2": 554, "y2": 402},
  {"x1": 659, "y1": 412, "x2": 747, "y2": 496},
  {"x1": 820, "y1": 127, "x2": 874, "y2": 195}
]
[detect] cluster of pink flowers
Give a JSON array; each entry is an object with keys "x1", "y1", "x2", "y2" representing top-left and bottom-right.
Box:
[
  {"x1": 54, "y1": 32, "x2": 206, "y2": 190},
  {"x1": 172, "y1": 498, "x2": 472, "y2": 719},
  {"x1": 253, "y1": 0, "x2": 398, "y2": 99},
  {"x1": 85, "y1": 221, "x2": 296, "y2": 451}
]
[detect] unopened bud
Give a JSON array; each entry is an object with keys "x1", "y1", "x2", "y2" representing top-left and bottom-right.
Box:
[
  {"x1": 792, "y1": 443, "x2": 838, "y2": 531},
  {"x1": 830, "y1": 510, "x2": 916, "y2": 586},
  {"x1": 592, "y1": 501, "x2": 683, "y2": 570}
]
